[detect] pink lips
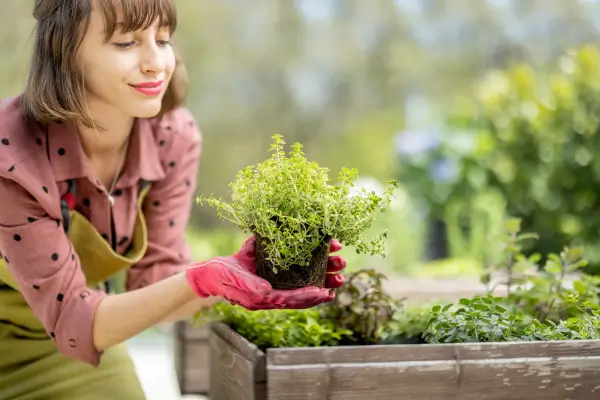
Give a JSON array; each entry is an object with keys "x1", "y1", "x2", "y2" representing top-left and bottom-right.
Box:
[{"x1": 131, "y1": 80, "x2": 164, "y2": 96}]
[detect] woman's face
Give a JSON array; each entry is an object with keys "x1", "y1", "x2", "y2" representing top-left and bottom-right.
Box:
[{"x1": 76, "y1": 3, "x2": 175, "y2": 119}]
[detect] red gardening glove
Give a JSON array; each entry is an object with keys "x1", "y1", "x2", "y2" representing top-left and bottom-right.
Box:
[
  {"x1": 185, "y1": 236, "x2": 347, "y2": 310},
  {"x1": 325, "y1": 239, "x2": 347, "y2": 288}
]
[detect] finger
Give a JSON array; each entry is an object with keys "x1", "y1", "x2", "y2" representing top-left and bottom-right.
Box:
[
  {"x1": 325, "y1": 272, "x2": 345, "y2": 288},
  {"x1": 326, "y1": 255, "x2": 346, "y2": 272},
  {"x1": 222, "y1": 285, "x2": 272, "y2": 309},
  {"x1": 238, "y1": 235, "x2": 257, "y2": 258},
  {"x1": 329, "y1": 239, "x2": 343, "y2": 253},
  {"x1": 284, "y1": 293, "x2": 334, "y2": 309},
  {"x1": 231, "y1": 275, "x2": 272, "y2": 297},
  {"x1": 269, "y1": 287, "x2": 333, "y2": 309}
]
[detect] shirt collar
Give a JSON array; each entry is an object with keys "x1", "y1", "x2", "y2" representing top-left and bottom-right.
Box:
[{"x1": 47, "y1": 118, "x2": 165, "y2": 187}]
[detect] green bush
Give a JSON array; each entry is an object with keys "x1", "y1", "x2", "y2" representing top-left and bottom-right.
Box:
[{"x1": 447, "y1": 45, "x2": 600, "y2": 272}]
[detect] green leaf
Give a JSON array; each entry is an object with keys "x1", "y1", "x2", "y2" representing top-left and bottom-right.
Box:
[
  {"x1": 504, "y1": 218, "x2": 522, "y2": 234},
  {"x1": 573, "y1": 280, "x2": 587, "y2": 294},
  {"x1": 563, "y1": 247, "x2": 584, "y2": 264},
  {"x1": 516, "y1": 233, "x2": 540, "y2": 242},
  {"x1": 544, "y1": 262, "x2": 562, "y2": 275},
  {"x1": 547, "y1": 253, "x2": 561, "y2": 263}
]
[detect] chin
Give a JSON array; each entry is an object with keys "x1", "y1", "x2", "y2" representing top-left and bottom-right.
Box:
[{"x1": 129, "y1": 102, "x2": 163, "y2": 119}]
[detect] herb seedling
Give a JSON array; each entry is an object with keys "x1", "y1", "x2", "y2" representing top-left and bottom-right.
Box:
[
  {"x1": 320, "y1": 268, "x2": 401, "y2": 344},
  {"x1": 197, "y1": 134, "x2": 397, "y2": 289},
  {"x1": 193, "y1": 302, "x2": 352, "y2": 349}
]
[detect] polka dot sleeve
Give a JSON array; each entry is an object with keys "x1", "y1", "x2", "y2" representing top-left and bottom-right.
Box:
[
  {"x1": 0, "y1": 177, "x2": 107, "y2": 367},
  {"x1": 126, "y1": 108, "x2": 202, "y2": 290}
]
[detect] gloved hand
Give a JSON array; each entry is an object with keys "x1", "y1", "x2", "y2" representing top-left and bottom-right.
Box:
[{"x1": 185, "y1": 236, "x2": 347, "y2": 310}]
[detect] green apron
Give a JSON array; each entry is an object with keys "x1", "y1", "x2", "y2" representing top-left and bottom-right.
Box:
[{"x1": 0, "y1": 181, "x2": 153, "y2": 400}]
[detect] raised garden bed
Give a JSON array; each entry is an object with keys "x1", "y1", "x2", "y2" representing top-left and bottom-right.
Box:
[
  {"x1": 209, "y1": 321, "x2": 600, "y2": 400},
  {"x1": 176, "y1": 207, "x2": 600, "y2": 398},
  {"x1": 174, "y1": 275, "x2": 499, "y2": 395},
  {"x1": 202, "y1": 220, "x2": 600, "y2": 399}
]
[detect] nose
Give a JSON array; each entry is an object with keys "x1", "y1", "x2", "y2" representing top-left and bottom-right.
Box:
[{"x1": 139, "y1": 41, "x2": 166, "y2": 75}]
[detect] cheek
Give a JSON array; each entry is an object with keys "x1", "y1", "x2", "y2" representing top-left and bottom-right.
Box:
[
  {"x1": 165, "y1": 50, "x2": 176, "y2": 78},
  {"x1": 82, "y1": 63, "x2": 119, "y2": 95},
  {"x1": 83, "y1": 53, "x2": 131, "y2": 89}
]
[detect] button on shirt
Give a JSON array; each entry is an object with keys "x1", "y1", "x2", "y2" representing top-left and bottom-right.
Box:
[{"x1": 0, "y1": 96, "x2": 202, "y2": 366}]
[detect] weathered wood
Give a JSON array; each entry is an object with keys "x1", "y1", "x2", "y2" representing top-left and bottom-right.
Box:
[
  {"x1": 266, "y1": 356, "x2": 600, "y2": 399},
  {"x1": 182, "y1": 339, "x2": 211, "y2": 393},
  {"x1": 211, "y1": 321, "x2": 266, "y2": 380},
  {"x1": 209, "y1": 323, "x2": 600, "y2": 400},
  {"x1": 266, "y1": 340, "x2": 600, "y2": 365},
  {"x1": 209, "y1": 323, "x2": 266, "y2": 400},
  {"x1": 181, "y1": 320, "x2": 211, "y2": 340},
  {"x1": 174, "y1": 321, "x2": 212, "y2": 394}
]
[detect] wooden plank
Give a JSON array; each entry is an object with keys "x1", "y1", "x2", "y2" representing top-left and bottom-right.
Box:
[
  {"x1": 267, "y1": 340, "x2": 600, "y2": 366},
  {"x1": 212, "y1": 322, "x2": 266, "y2": 381},
  {"x1": 209, "y1": 323, "x2": 267, "y2": 400},
  {"x1": 180, "y1": 320, "x2": 211, "y2": 340},
  {"x1": 173, "y1": 321, "x2": 211, "y2": 394},
  {"x1": 267, "y1": 355, "x2": 600, "y2": 399},
  {"x1": 182, "y1": 341, "x2": 211, "y2": 394}
]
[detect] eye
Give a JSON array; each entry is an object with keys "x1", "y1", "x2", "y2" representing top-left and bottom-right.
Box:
[
  {"x1": 113, "y1": 41, "x2": 135, "y2": 49},
  {"x1": 157, "y1": 40, "x2": 172, "y2": 47}
]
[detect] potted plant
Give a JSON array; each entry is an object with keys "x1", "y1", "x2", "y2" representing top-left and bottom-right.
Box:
[{"x1": 196, "y1": 134, "x2": 398, "y2": 289}]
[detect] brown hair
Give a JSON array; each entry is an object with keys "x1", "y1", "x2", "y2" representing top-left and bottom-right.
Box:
[{"x1": 21, "y1": 0, "x2": 188, "y2": 128}]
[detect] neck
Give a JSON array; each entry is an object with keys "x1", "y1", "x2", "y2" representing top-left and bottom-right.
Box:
[{"x1": 76, "y1": 101, "x2": 134, "y2": 160}]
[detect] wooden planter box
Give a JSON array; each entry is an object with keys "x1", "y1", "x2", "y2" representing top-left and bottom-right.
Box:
[
  {"x1": 174, "y1": 277, "x2": 506, "y2": 395},
  {"x1": 209, "y1": 322, "x2": 600, "y2": 399}
]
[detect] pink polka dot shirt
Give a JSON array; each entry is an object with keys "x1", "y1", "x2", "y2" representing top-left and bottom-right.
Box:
[{"x1": 0, "y1": 96, "x2": 202, "y2": 366}]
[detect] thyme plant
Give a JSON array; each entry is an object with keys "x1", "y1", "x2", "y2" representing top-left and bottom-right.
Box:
[{"x1": 197, "y1": 134, "x2": 397, "y2": 280}]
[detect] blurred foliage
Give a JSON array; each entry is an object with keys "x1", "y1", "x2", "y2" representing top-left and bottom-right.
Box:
[
  {"x1": 5, "y1": 1, "x2": 600, "y2": 275},
  {"x1": 447, "y1": 45, "x2": 600, "y2": 273}
]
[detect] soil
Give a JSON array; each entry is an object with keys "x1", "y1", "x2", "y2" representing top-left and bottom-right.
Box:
[{"x1": 254, "y1": 234, "x2": 331, "y2": 290}]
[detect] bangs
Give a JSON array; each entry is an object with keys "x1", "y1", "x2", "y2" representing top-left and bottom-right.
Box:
[{"x1": 97, "y1": 0, "x2": 177, "y2": 41}]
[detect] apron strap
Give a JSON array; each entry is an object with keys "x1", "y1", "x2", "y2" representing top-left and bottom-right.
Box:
[
  {"x1": 59, "y1": 179, "x2": 150, "y2": 293},
  {"x1": 59, "y1": 179, "x2": 150, "y2": 234}
]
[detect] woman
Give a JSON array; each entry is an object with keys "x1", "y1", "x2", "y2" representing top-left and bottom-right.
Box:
[{"x1": 0, "y1": 0, "x2": 347, "y2": 398}]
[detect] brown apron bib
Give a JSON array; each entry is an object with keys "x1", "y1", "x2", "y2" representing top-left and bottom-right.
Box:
[{"x1": 0, "y1": 181, "x2": 152, "y2": 400}]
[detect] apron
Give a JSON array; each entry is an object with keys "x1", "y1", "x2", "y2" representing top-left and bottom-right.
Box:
[{"x1": 0, "y1": 179, "x2": 152, "y2": 400}]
